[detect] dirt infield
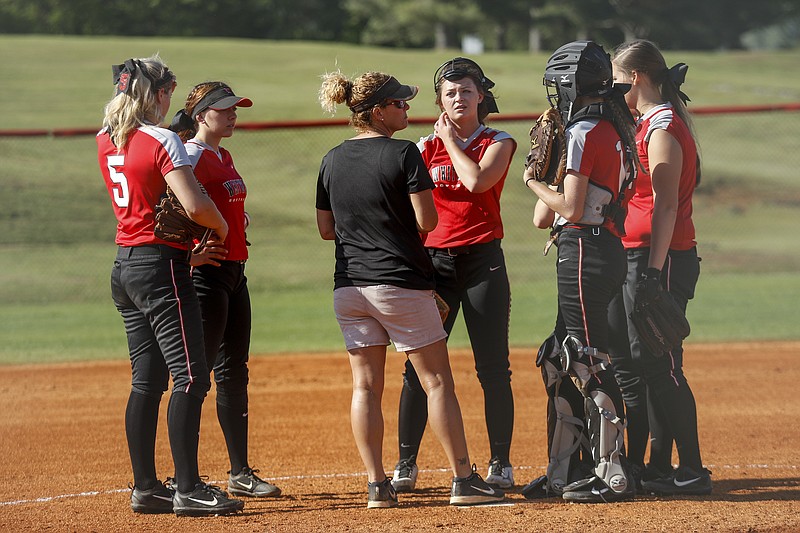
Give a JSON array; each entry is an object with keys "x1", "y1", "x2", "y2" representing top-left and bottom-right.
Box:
[{"x1": 1, "y1": 341, "x2": 798, "y2": 532}]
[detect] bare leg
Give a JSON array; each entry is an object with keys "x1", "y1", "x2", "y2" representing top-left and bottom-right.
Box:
[
  {"x1": 407, "y1": 339, "x2": 471, "y2": 479},
  {"x1": 348, "y1": 345, "x2": 388, "y2": 483}
]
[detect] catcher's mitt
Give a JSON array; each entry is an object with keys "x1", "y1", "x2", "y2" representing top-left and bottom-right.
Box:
[
  {"x1": 629, "y1": 288, "x2": 691, "y2": 356},
  {"x1": 154, "y1": 187, "x2": 212, "y2": 249},
  {"x1": 525, "y1": 107, "x2": 567, "y2": 186},
  {"x1": 433, "y1": 292, "x2": 450, "y2": 324}
]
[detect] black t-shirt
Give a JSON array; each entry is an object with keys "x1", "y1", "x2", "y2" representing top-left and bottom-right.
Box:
[{"x1": 316, "y1": 136, "x2": 436, "y2": 290}]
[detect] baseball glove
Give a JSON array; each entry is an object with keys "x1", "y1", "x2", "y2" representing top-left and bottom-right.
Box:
[
  {"x1": 154, "y1": 187, "x2": 212, "y2": 248},
  {"x1": 433, "y1": 292, "x2": 450, "y2": 324},
  {"x1": 525, "y1": 107, "x2": 567, "y2": 186},
  {"x1": 629, "y1": 288, "x2": 691, "y2": 356}
]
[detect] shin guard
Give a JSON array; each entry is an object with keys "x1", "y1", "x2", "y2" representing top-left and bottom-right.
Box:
[
  {"x1": 538, "y1": 334, "x2": 590, "y2": 494},
  {"x1": 586, "y1": 390, "x2": 629, "y2": 494}
]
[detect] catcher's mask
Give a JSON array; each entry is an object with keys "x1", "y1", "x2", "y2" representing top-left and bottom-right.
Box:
[
  {"x1": 434, "y1": 57, "x2": 499, "y2": 114},
  {"x1": 544, "y1": 41, "x2": 619, "y2": 120}
]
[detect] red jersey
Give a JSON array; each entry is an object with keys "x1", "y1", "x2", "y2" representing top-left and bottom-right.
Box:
[
  {"x1": 186, "y1": 140, "x2": 248, "y2": 261},
  {"x1": 97, "y1": 125, "x2": 190, "y2": 248},
  {"x1": 564, "y1": 118, "x2": 631, "y2": 237},
  {"x1": 623, "y1": 104, "x2": 697, "y2": 250},
  {"x1": 418, "y1": 126, "x2": 516, "y2": 248}
]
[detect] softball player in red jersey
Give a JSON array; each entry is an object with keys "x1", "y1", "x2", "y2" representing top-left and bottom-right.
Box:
[
  {"x1": 392, "y1": 57, "x2": 517, "y2": 492},
  {"x1": 170, "y1": 81, "x2": 281, "y2": 498},
  {"x1": 612, "y1": 39, "x2": 711, "y2": 495},
  {"x1": 97, "y1": 55, "x2": 242, "y2": 517},
  {"x1": 525, "y1": 41, "x2": 638, "y2": 503}
]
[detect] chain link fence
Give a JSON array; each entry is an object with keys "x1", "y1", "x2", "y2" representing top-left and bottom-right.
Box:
[{"x1": 1, "y1": 107, "x2": 798, "y2": 356}]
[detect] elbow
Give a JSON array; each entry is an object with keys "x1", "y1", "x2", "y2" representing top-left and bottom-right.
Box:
[
  {"x1": 562, "y1": 207, "x2": 581, "y2": 223},
  {"x1": 418, "y1": 213, "x2": 438, "y2": 233},
  {"x1": 184, "y1": 201, "x2": 213, "y2": 223},
  {"x1": 462, "y1": 179, "x2": 490, "y2": 194},
  {"x1": 418, "y1": 219, "x2": 438, "y2": 233},
  {"x1": 462, "y1": 182, "x2": 481, "y2": 193},
  {"x1": 318, "y1": 227, "x2": 336, "y2": 240}
]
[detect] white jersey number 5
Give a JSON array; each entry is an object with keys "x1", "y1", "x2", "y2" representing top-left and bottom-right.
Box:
[{"x1": 107, "y1": 155, "x2": 129, "y2": 207}]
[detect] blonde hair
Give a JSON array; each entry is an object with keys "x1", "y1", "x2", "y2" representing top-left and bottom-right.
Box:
[
  {"x1": 101, "y1": 54, "x2": 176, "y2": 149},
  {"x1": 318, "y1": 70, "x2": 392, "y2": 132}
]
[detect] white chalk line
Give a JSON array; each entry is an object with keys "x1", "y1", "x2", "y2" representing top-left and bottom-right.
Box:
[{"x1": 0, "y1": 463, "x2": 795, "y2": 507}]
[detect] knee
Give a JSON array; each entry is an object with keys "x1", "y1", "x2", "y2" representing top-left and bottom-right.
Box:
[
  {"x1": 131, "y1": 374, "x2": 169, "y2": 398},
  {"x1": 130, "y1": 385, "x2": 166, "y2": 399},
  {"x1": 217, "y1": 388, "x2": 248, "y2": 409},
  {"x1": 180, "y1": 374, "x2": 211, "y2": 400},
  {"x1": 417, "y1": 371, "x2": 455, "y2": 397},
  {"x1": 475, "y1": 355, "x2": 512, "y2": 389},
  {"x1": 216, "y1": 373, "x2": 248, "y2": 406},
  {"x1": 215, "y1": 365, "x2": 249, "y2": 391},
  {"x1": 476, "y1": 369, "x2": 512, "y2": 392},
  {"x1": 614, "y1": 370, "x2": 646, "y2": 398}
]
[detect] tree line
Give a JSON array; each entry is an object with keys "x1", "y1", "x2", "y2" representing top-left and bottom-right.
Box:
[{"x1": 1, "y1": 0, "x2": 797, "y2": 51}]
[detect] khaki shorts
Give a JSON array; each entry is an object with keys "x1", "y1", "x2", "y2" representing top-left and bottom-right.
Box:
[{"x1": 333, "y1": 285, "x2": 447, "y2": 352}]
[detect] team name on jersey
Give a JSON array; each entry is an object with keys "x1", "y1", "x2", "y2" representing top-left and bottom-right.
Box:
[
  {"x1": 223, "y1": 178, "x2": 247, "y2": 197},
  {"x1": 430, "y1": 165, "x2": 458, "y2": 185}
]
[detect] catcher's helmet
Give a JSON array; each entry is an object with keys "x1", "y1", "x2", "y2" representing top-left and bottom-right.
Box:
[{"x1": 544, "y1": 41, "x2": 614, "y2": 119}]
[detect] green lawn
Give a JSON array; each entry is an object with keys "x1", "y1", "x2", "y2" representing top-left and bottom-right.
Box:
[{"x1": 1, "y1": 36, "x2": 799, "y2": 364}]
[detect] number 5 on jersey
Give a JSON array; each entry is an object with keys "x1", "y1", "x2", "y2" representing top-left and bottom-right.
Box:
[{"x1": 107, "y1": 155, "x2": 129, "y2": 207}]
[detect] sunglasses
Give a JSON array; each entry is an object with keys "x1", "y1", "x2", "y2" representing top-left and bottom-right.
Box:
[{"x1": 384, "y1": 100, "x2": 408, "y2": 109}]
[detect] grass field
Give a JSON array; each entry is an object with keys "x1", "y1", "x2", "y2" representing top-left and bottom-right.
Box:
[{"x1": 1, "y1": 36, "x2": 799, "y2": 364}]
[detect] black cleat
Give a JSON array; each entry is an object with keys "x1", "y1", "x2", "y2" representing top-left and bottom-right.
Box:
[
  {"x1": 129, "y1": 481, "x2": 174, "y2": 514},
  {"x1": 450, "y1": 467, "x2": 505, "y2": 506},
  {"x1": 228, "y1": 467, "x2": 282, "y2": 498},
  {"x1": 562, "y1": 475, "x2": 635, "y2": 503},
  {"x1": 367, "y1": 477, "x2": 398, "y2": 509},
  {"x1": 641, "y1": 465, "x2": 712, "y2": 496},
  {"x1": 172, "y1": 482, "x2": 245, "y2": 517}
]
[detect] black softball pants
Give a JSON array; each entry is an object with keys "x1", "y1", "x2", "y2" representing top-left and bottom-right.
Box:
[
  {"x1": 192, "y1": 260, "x2": 252, "y2": 474},
  {"x1": 618, "y1": 247, "x2": 703, "y2": 473},
  {"x1": 399, "y1": 239, "x2": 514, "y2": 464},
  {"x1": 552, "y1": 227, "x2": 626, "y2": 414},
  {"x1": 111, "y1": 244, "x2": 210, "y2": 492}
]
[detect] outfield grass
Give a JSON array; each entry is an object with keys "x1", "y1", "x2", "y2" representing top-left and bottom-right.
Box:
[
  {"x1": 1, "y1": 36, "x2": 799, "y2": 364},
  {"x1": 1, "y1": 35, "x2": 800, "y2": 129}
]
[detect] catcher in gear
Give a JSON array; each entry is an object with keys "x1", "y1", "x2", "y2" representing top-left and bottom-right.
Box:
[
  {"x1": 523, "y1": 40, "x2": 639, "y2": 503},
  {"x1": 610, "y1": 39, "x2": 711, "y2": 495}
]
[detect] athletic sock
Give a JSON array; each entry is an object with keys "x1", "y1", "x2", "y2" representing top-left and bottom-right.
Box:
[
  {"x1": 217, "y1": 392, "x2": 249, "y2": 474},
  {"x1": 484, "y1": 380, "x2": 514, "y2": 462},
  {"x1": 397, "y1": 364, "x2": 428, "y2": 461},
  {"x1": 125, "y1": 391, "x2": 161, "y2": 490},
  {"x1": 167, "y1": 391, "x2": 203, "y2": 493}
]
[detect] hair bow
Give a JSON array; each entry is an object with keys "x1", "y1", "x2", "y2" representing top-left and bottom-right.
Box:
[
  {"x1": 112, "y1": 59, "x2": 140, "y2": 96},
  {"x1": 668, "y1": 63, "x2": 691, "y2": 106},
  {"x1": 169, "y1": 109, "x2": 195, "y2": 132}
]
